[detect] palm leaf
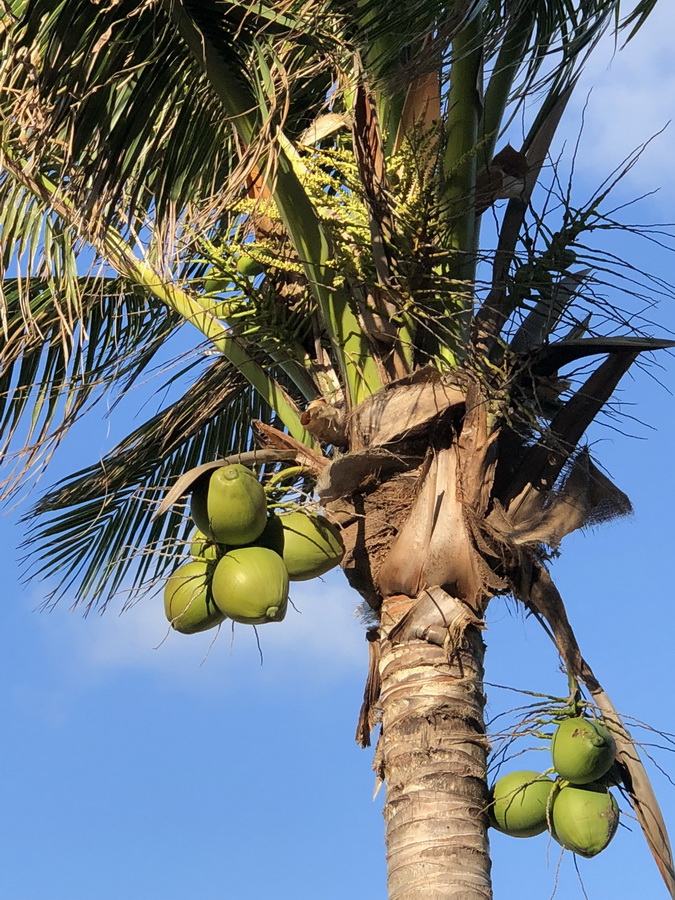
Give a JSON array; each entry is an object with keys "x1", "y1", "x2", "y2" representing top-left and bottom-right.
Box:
[
  {"x1": 4, "y1": 0, "x2": 341, "y2": 230},
  {"x1": 0, "y1": 145, "x2": 316, "y2": 444},
  {"x1": 22, "y1": 357, "x2": 264, "y2": 611},
  {"x1": 2, "y1": 0, "x2": 666, "y2": 602},
  {"x1": 0, "y1": 275, "x2": 181, "y2": 497}
]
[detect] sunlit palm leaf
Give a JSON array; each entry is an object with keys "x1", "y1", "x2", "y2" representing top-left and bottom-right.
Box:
[
  {"x1": 1, "y1": 0, "x2": 665, "y2": 604},
  {"x1": 0, "y1": 276, "x2": 180, "y2": 497},
  {"x1": 2, "y1": 0, "x2": 342, "y2": 233},
  {"x1": 22, "y1": 358, "x2": 265, "y2": 611}
]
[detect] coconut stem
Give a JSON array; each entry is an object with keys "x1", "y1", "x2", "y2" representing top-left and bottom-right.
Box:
[{"x1": 265, "y1": 465, "x2": 313, "y2": 491}]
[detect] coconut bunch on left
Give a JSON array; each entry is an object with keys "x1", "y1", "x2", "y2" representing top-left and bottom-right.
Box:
[{"x1": 163, "y1": 465, "x2": 344, "y2": 633}]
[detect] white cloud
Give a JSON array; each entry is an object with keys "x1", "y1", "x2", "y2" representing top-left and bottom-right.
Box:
[{"x1": 29, "y1": 569, "x2": 366, "y2": 689}]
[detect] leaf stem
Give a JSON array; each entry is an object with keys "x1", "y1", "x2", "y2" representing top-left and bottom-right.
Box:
[{"x1": 0, "y1": 143, "x2": 317, "y2": 447}]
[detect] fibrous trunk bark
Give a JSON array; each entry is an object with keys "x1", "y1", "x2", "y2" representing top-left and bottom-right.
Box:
[
  {"x1": 378, "y1": 595, "x2": 492, "y2": 900},
  {"x1": 331, "y1": 403, "x2": 497, "y2": 898}
]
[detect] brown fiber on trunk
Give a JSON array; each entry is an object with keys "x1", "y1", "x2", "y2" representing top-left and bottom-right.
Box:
[{"x1": 378, "y1": 601, "x2": 492, "y2": 900}]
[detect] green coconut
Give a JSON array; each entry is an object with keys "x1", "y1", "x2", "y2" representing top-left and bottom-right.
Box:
[
  {"x1": 236, "y1": 253, "x2": 265, "y2": 278},
  {"x1": 257, "y1": 511, "x2": 344, "y2": 581},
  {"x1": 552, "y1": 716, "x2": 616, "y2": 785},
  {"x1": 191, "y1": 464, "x2": 267, "y2": 546},
  {"x1": 490, "y1": 770, "x2": 555, "y2": 838},
  {"x1": 164, "y1": 560, "x2": 225, "y2": 634},
  {"x1": 211, "y1": 546, "x2": 289, "y2": 624},
  {"x1": 551, "y1": 783, "x2": 619, "y2": 857},
  {"x1": 203, "y1": 274, "x2": 232, "y2": 294},
  {"x1": 189, "y1": 529, "x2": 221, "y2": 561}
]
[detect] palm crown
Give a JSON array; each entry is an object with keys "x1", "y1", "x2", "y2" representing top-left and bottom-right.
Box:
[{"x1": 1, "y1": 0, "x2": 673, "y2": 896}]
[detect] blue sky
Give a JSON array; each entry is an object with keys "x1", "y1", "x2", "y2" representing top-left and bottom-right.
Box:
[{"x1": 2, "y1": 5, "x2": 675, "y2": 899}]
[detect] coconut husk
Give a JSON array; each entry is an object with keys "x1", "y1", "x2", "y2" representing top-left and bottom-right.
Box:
[{"x1": 521, "y1": 564, "x2": 675, "y2": 899}]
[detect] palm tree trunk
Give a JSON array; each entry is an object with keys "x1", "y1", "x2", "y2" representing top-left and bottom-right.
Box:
[{"x1": 378, "y1": 594, "x2": 492, "y2": 900}]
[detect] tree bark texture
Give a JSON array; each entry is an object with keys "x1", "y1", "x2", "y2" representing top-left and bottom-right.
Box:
[
  {"x1": 378, "y1": 595, "x2": 492, "y2": 900},
  {"x1": 327, "y1": 403, "x2": 497, "y2": 899}
]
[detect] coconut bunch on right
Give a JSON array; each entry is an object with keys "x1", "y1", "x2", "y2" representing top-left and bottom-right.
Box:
[{"x1": 490, "y1": 714, "x2": 620, "y2": 859}]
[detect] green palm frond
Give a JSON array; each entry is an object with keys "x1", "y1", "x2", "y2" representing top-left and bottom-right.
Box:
[
  {"x1": 2, "y1": 0, "x2": 342, "y2": 231},
  {"x1": 0, "y1": 143, "x2": 316, "y2": 444},
  {"x1": 3, "y1": 0, "x2": 655, "y2": 233},
  {"x1": 22, "y1": 357, "x2": 263, "y2": 611},
  {"x1": 0, "y1": 275, "x2": 180, "y2": 497}
]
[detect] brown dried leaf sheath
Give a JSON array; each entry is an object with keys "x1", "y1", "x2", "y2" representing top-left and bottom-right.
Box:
[
  {"x1": 350, "y1": 374, "x2": 465, "y2": 450},
  {"x1": 377, "y1": 444, "x2": 486, "y2": 607}
]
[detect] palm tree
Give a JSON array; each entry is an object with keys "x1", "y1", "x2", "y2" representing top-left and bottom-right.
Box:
[{"x1": 1, "y1": 0, "x2": 673, "y2": 896}]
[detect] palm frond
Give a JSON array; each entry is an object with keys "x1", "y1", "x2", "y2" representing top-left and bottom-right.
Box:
[
  {"x1": 22, "y1": 357, "x2": 262, "y2": 611},
  {"x1": 1, "y1": 0, "x2": 666, "y2": 615},
  {"x1": 2, "y1": 0, "x2": 342, "y2": 233},
  {"x1": 0, "y1": 275, "x2": 180, "y2": 497},
  {"x1": 1, "y1": 145, "x2": 316, "y2": 443}
]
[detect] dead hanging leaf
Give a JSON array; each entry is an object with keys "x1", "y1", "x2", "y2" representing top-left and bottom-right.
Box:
[
  {"x1": 522, "y1": 564, "x2": 675, "y2": 899},
  {"x1": 252, "y1": 420, "x2": 328, "y2": 475},
  {"x1": 356, "y1": 629, "x2": 381, "y2": 748},
  {"x1": 503, "y1": 350, "x2": 642, "y2": 525},
  {"x1": 489, "y1": 448, "x2": 632, "y2": 548}
]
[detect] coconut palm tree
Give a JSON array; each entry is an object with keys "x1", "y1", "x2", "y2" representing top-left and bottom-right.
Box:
[{"x1": 0, "y1": 0, "x2": 673, "y2": 896}]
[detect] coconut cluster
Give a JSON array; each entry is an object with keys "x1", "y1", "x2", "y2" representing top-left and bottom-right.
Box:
[
  {"x1": 489, "y1": 715, "x2": 620, "y2": 858},
  {"x1": 163, "y1": 464, "x2": 344, "y2": 633}
]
